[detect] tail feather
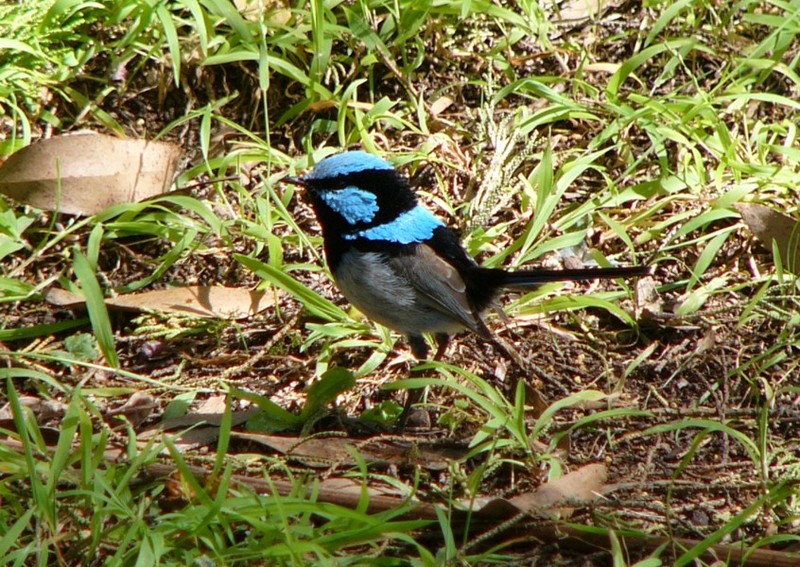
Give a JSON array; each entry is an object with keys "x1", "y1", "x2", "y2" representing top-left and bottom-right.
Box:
[{"x1": 494, "y1": 265, "x2": 650, "y2": 289}]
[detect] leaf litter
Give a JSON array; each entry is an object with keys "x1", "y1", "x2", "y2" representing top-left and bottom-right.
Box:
[
  {"x1": 0, "y1": 132, "x2": 182, "y2": 215},
  {"x1": 1, "y1": 1, "x2": 800, "y2": 565}
]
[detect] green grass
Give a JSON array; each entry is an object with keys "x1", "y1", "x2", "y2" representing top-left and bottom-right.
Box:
[{"x1": 1, "y1": 0, "x2": 799, "y2": 564}]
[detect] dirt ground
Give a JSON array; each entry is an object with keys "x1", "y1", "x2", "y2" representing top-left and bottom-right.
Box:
[{"x1": 3, "y1": 0, "x2": 799, "y2": 564}]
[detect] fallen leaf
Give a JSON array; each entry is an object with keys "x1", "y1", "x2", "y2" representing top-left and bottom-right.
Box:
[
  {"x1": 552, "y1": 0, "x2": 620, "y2": 24},
  {"x1": 193, "y1": 395, "x2": 226, "y2": 415},
  {"x1": 106, "y1": 286, "x2": 275, "y2": 319},
  {"x1": 474, "y1": 463, "x2": 607, "y2": 519},
  {"x1": 44, "y1": 288, "x2": 85, "y2": 307},
  {"x1": 46, "y1": 285, "x2": 277, "y2": 320},
  {"x1": 430, "y1": 96, "x2": 454, "y2": 116},
  {"x1": 232, "y1": 432, "x2": 464, "y2": 470},
  {"x1": 106, "y1": 392, "x2": 156, "y2": 427},
  {"x1": 510, "y1": 463, "x2": 607, "y2": 511},
  {"x1": 584, "y1": 62, "x2": 622, "y2": 74},
  {"x1": 318, "y1": 477, "x2": 405, "y2": 500},
  {"x1": 138, "y1": 408, "x2": 260, "y2": 451},
  {"x1": 0, "y1": 132, "x2": 182, "y2": 216},
  {"x1": 735, "y1": 203, "x2": 800, "y2": 274},
  {"x1": 157, "y1": 409, "x2": 259, "y2": 431},
  {"x1": 138, "y1": 408, "x2": 259, "y2": 449}
]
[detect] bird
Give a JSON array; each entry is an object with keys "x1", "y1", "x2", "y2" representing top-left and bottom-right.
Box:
[{"x1": 285, "y1": 150, "x2": 648, "y2": 361}]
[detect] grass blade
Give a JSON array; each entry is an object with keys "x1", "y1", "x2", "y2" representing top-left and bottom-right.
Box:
[{"x1": 72, "y1": 248, "x2": 119, "y2": 368}]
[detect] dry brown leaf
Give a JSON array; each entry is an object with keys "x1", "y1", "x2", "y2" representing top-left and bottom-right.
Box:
[
  {"x1": 106, "y1": 286, "x2": 275, "y2": 319},
  {"x1": 232, "y1": 432, "x2": 462, "y2": 470},
  {"x1": 138, "y1": 409, "x2": 259, "y2": 448},
  {"x1": 46, "y1": 285, "x2": 276, "y2": 320},
  {"x1": 106, "y1": 392, "x2": 156, "y2": 427},
  {"x1": 156, "y1": 409, "x2": 259, "y2": 432},
  {"x1": 195, "y1": 395, "x2": 228, "y2": 415},
  {"x1": 44, "y1": 288, "x2": 85, "y2": 307},
  {"x1": 735, "y1": 203, "x2": 800, "y2": 274},
  {"x1": 430, "y1": 96, "x2": 454, "y2": 116},
  {"x1": 0, "y1": 132, "x2": 182, "y2": 216},
  {"x1": 584, "y1": 62, "x2": 622, "y2": 74},
  {"x1": 0, "y1": 396, "x2": 44, "y2": 420},
  {"x1": 138, "y1": 408, "x2": 260, "y2": 451},
  {"x1": 510, "y1": 463, "x2": 607, "y2": 510},
  {"x1": 552, "y1": 0, "x2": 618, "y2": 23},
  {"x1": 318, "y1": 477, "x2": 405, "y2": 500},
  {"x1": 475, "y1": 463, "x2": 608, "y2": 520}
]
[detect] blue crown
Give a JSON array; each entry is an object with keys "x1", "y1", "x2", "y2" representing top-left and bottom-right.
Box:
[{"x1": 306, "y1": 151, "x2": 394, "y2": 180}]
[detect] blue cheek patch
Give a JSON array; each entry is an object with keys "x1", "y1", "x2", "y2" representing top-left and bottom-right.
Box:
[
  {"x1": 344, "y1": 205, "x2": 443, "y2": 244},
  {"x1": 319, "y1": 186, "x2": 379, "y2": 225},
  {"x1": 308, "y1": 151, "x2": 394, "y2": 179}
]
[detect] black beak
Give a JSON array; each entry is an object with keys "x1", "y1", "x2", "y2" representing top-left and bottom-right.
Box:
[{"x1": 283, "y1": 176, "x2": 307, "y2": 187}]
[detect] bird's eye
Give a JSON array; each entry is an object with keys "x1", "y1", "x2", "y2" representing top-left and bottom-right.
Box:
[{"x1": 321, "y1": 179, "x2": 355, "y2": 192}]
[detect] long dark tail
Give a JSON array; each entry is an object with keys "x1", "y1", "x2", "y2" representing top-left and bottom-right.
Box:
[{"x1": 493, "y1": 265, "x2": 650, "y2": 289}]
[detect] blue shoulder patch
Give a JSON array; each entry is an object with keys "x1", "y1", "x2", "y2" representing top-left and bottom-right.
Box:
[
  {"x1": 307, "y1": 151, "x2": 394, "y2": 180},
  {"x1": 344, "y1": 205, "x2": 443, "y2": 244},
  {"x1": 319, "y1": 186, "x2": 379, "y2": 225}
]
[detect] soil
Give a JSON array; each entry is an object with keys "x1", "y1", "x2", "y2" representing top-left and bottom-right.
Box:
[{"x1": 2, "y1": 1, "x2": 799, "y2": 564}]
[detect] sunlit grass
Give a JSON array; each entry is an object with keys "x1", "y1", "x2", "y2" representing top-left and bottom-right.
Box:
[{"x1": 0, "y1": 0, "x2": 799, "y2": 563}]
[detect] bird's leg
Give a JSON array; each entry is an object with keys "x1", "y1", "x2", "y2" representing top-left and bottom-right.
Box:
[
  {"x1": 408, "y1": 335, "x2": 430, "y2": 360},
  {"x1": 432, "y1": 333, "x2": 450, "y2": 361},
  {"x1": 491, "y1": 333, "x2": 528, "y2": 371},
  {"x1": 396, "y1": 334, "x2": 443, "y2": 429}
]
